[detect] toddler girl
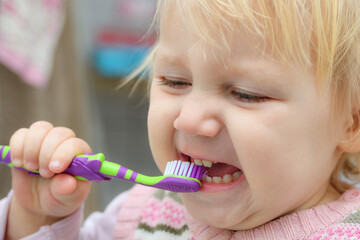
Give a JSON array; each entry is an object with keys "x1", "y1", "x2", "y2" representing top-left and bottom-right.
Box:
[{"x1": 2, "y1": 0, "x2": 360, "y2": 239}]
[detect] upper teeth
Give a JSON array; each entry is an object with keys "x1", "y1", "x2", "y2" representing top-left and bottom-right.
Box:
[{"x1": 194, "y1": 159, "x2": 213, "y2": 167}]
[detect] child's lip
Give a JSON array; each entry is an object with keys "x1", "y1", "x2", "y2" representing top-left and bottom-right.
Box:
[{"x1": 200, "y1": 173, "x2": 245, "y2": 193}]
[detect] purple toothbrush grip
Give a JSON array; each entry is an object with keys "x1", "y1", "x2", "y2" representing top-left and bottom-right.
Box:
[
  {"x1": 0, "y1": 146, "x2": 10, "y2": 165},
  {"x1": 63, "y1": 154, "x2": 110, "y2": 182},
  {"x1": 152, "y1": 176, "x2": 201, "y2": 192},
  {"x1": 0, "y1": 146, "x2": 109, "y2": 181}
]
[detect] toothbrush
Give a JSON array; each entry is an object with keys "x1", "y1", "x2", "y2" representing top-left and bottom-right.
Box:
[{"x1": 0, "y1": 145, "x2": 205, "y2": 193}]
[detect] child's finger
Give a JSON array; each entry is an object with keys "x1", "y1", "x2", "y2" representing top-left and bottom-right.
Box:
[
  {"x1": 38, "y1": 127, "x2": 76, "y2": 178},
  {"x1": 49, "y1": 137, "x2": 91, "y2": 173},
  {"x1": 9, "y1": 128, "x2": 29, "y2": 167},
  {"x1": 23, "y1": 121, "x2": 54, "y2": 171}
]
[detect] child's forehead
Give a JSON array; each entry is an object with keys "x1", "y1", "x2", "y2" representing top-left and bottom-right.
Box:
[{"x1": 157, "y1": 0, "x2": 312, "y2": 70}]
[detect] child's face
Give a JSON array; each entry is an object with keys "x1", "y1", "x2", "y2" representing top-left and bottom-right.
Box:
[{"x1": 147, "y1": 13, "x2": 343, "y2": 230}]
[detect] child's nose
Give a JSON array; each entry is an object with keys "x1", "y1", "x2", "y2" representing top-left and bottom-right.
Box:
[{"x1": 173, "y1": 94, "x2": 222, "y2": 137}]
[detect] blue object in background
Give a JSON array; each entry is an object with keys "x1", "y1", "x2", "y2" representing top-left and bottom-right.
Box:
[{"x1": 94, "y1": 45, "x2": 150, "y2": 78}]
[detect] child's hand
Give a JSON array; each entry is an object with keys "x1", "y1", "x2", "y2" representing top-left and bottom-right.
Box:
[{"x1": 6, "y1": 121, "x2": 92, "y2": 239}]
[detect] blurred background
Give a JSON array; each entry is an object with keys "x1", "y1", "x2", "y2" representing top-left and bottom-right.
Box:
[{"x1": 0, "y1": 0, "x2": 159, "y2": 215}]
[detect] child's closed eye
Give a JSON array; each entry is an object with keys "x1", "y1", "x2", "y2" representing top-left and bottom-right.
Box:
[
  {"x1": 157, "y1": 76, "x2": 192, "y2": 89},
  {"x1": 157, "y1": 76, "x2": 269, "y2": 104},
  {"x1": 228, "y1": 88, "x2": 269, "y2": 103}
]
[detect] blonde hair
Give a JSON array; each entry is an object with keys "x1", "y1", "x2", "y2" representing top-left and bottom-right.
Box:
[{"x1": 130, "y1": 0, "x2": 360, "y2": 192}]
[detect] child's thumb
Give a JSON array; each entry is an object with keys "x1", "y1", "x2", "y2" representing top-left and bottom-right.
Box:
[
  {"x1": 50, "y1": 174, "x2": 91, "y2": 205},
  {"x1": 51, "y1": 174, "x2": 77, "y2": 195}
]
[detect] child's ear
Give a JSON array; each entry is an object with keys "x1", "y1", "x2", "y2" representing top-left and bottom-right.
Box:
[{"x1": 338, "y1": 112, "x2": 360, "y2": 153}]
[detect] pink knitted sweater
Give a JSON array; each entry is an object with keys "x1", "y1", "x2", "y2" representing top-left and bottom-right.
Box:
[{"x1": 113, "y1": 185, "x2": 360, "y2": 240}]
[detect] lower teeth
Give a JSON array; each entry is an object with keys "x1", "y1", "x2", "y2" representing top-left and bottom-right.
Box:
[{"x1": 201, "y1": 170, "x2": 242, "y2": 184}]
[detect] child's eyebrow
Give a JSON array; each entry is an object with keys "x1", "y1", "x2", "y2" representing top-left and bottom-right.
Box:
[
  {"x1": 154, "y1": 51, "x2": 189, "y2": 69},
  {"x1": 228, "y1": 59, "x2": 298, "y2": 87}
]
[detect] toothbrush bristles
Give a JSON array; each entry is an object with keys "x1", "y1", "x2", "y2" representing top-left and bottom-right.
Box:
[
  {"x1": 164, "y1": 160, "x2": 204, "y2": 180},
  {"x1": 169, "y1": 161, "x2": 176, "y2": 175},
  {"x1": 187, "y1": 163, "x2": 194, "y2": 177},
  {"x1": 174, "y1": 161, "x2": 181, "y2": 175}
]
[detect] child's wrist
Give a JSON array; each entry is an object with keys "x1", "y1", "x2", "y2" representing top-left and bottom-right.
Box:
[{"x1": 5, "y1": 196, "x2": 63, "y2": 240}]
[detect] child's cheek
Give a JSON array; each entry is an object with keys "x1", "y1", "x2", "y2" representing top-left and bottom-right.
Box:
[{"x1": 147, "y1": 96, "x2": 180, "y2": 172}]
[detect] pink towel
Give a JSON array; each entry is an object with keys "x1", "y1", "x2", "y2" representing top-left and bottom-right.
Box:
[{"x1": 0, "y1": 0, "x2": 65, "y2": 87}]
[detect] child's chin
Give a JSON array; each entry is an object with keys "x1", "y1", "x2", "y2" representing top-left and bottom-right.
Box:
[{"x1": 179, "y1": 196, "x2": 248, "y2": 230}]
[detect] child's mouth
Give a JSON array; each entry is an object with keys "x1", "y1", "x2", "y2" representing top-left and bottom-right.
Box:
[{"x1": 181, "y1": 154, "x2": 243, "y2": 185}]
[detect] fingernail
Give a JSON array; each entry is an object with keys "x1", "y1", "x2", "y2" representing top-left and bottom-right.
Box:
[
  {"x1": 25, "y1": 162, "x2": 37, "y2": 171},
  {"x1": 13, "y1": 159, "x2": 22, "y2": 167},
  {"x1": 40, "y1": 168, "x2": 52, "y2": 177},
  {"x1": 50, "y1": 161, "x2": 61, "y2": 169}
]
